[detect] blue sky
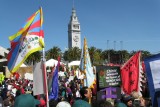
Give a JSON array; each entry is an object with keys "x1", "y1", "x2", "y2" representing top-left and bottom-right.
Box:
[{"x1": 1, "y1": 0, "x2": 160, "y2": 54}]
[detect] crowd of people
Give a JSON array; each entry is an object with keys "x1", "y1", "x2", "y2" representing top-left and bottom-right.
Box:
[{"x1": 0, "y1": 71, "x2": 152, "y2": 107}]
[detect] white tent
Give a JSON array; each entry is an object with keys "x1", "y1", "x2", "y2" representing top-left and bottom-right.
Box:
[
  {"x1": 68, "y1": 61, "x2": 80, "y2": 67},
  {"x1": 46, "y1": 59, "x2": 58, "y2": 67},
  {"x1": 58, "y1": 71, "x2": 65, "y2": 77},
  {"x1": 24, "y1": 73, "x2": 33, "y2": 80},
  {"x1": 20, "y1": 63, "x2": 27, "y2": 67},
  {"x1": 46, "y1": 59, "x2": 63, "y2": 67},
  {"x1": 0, "y1": 46, "x2": 9, "y2": 56}
]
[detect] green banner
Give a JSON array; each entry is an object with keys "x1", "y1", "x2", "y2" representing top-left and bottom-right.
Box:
[{"x1": 96, "y1": 66, "x2": 121, "y2": 89}]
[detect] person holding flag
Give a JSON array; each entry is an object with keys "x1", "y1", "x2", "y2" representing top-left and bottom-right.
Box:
[
  {"x1": 79, "y1": 37, "x2": 96, "y2": 105},
  {"x1": 72, "y1": 86, "x2": 92, "y2": 107}
]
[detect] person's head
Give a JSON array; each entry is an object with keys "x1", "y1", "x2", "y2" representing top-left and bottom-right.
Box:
[
  {"x1": 126, "y1": 100, "x2": 132, "y2": 107},
  {"x1": 9, "y1": 94, "x2": 15, "y2": 103},
  {"x1": 115, "y1": 102, "x2": 127, "y2": 107},
  {"x1": 139, "y1": 97, "x2": 147, "y2": 107},
  {"x1": 97, "y1": 100, "x2": 113, "y2": 107},
  {"x1": 122, "y1": 95, "x2": 133, "y2": 107},
  {"x1": 49, "y1": 99, "x2": 58, "y2": 107},
  {"x1": 131, "y1": 91, "x2": 140, "y2": 99},
  {"x1": 6, "y1": 90, "x2": 11, "y2": 97},
  {"x1": 80, "y1": 86, "x2": 92, "y2": 99},
  {"x1": 76, "y1": 84, "x2": 80, "y2": 90},
  {"x1": 56, "y1": 101, "x2": 71, "y2": 107},
  {"x1": 14, "y1": 94, "x2": 41, "y2": 107},
  {"x1": 15, "y1": 89, "x2": 21, "y2": 97}
]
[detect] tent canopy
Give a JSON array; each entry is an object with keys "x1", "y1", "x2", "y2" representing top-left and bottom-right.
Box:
[
  {"x1": 46, "y1": 59, "x2": 63, "y2": 67},
  {"x1": 68, "y1": 61, "x2": 80, "y2": 67},
  {"x1": 21, "y1": 63, "x2": 27, "y2": 67}
]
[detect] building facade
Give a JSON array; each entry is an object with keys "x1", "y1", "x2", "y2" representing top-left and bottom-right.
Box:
[
  {"x1": 68, "y1": 8, "x2": 81, "y2": 49},
  {"x1": 0, "y1": 46, "x2": 9, "y2": 63}
]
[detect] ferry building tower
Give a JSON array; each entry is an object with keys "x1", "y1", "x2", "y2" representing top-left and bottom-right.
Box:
[{"x1": 68, "y1": 7, "x2": 81, "y2": 49}]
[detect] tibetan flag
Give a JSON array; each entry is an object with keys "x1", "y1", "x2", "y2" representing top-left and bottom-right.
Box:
[
  {"x1": 49, "y1": 57, "x2": 60, "y2": 100},
  {"x1": 7, "y1": 7, "x2": 44, "y2": 73},
  {"x1": 121, "y1": 51, "x2": 141, "y2": 94},
  {"x1": 81, "y1": 38, "x2": 96, "y2": 88},
  {"x1": 144, "y1": 54, "x2": 160, "y2": 107}
]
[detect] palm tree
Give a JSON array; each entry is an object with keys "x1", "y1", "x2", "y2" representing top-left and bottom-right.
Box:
[
  {"x1": 88, "y1": 46, "x2": 102, "y2": 65},
  {"x1": 101, "y1": 50, "x2": 109, "y2": 63},
  {"x1": 117, "y1": 50, "x2": 130, "y2": 64},
  {"x1": 88, "y1": 47, "x2": 97, "y2": 65},
  {"x1": 63, "y1": 47, "x2": 81, "y2": 62},
  {"x1": 63, "y1": 50, "x2": 69, "y2": 61},
  {"x1": 129, "y1": 50, "x2": 151, "y2": 61},
  {"x1": 45, "y1": 46, "x2": 62, "y2": 60},
  {"x1": 141, "y1": 50, "x2": 151, "y2": 60},
  {"x1": 25, "y1": 51, "x2": 42, "y2": 65},
  {"x1": 130, "y1": 50, "x2": 137, "y2": 57},
  {"x1": 95, "y1": 48, "x2": 103, "y2": 65}
]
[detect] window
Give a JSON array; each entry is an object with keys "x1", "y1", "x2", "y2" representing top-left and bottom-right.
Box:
[{"x1": 73, "y1": 25, "x2": 79, "y2": 29}]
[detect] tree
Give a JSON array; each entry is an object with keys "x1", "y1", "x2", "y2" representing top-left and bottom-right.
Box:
[
  {"x1": 130, "y1": 50, "x2": 137, "y2": 57},
  {"x1": 117, "y1": 50, "x2": 130, "y2": 64},
  {"x1": 25, "y1": 51, "x2": 42, "y2": 65},
  {"x1": 129, "y1": 50, "x2": 151, "y2": 61},
  {"x1": 141, "y1": 50, "x2": 151, "y2": 60},
  {"x1": 46, "y1": 46, "x2": 62, "y2": 60},
  {"x1": 63, "y1": 47, "x2": 81, "y2": 62},
  {"x1": 101, "y1": 50, "x2": 108, "y2": 63},
  {"x1": 88, "y1": 47, "x2": 102, "y2": 65},
  {"x1": 63, "y1": 50, "x2": 69, "y2": 61},
  {"x1": 88, "y1": 46, "x2": 97, "y2": 65}
]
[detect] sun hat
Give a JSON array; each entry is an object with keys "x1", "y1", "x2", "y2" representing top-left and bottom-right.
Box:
[{"x1": 56, "y1": 101, "x2": 71, "y2": 107}]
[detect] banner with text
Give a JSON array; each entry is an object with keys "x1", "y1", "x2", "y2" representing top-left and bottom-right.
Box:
[{"x1": 96, "y1": 66, "x2": 121, "y2": 90}]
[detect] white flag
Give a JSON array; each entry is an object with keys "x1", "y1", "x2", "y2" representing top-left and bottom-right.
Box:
[{"x1": 33, "y1": 61, "x2": 44, "y2": 95}]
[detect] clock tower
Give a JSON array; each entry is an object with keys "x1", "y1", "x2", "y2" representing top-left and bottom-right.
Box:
[{"x1": 68, "y1": 7, "x2": 81, "y2": 49}]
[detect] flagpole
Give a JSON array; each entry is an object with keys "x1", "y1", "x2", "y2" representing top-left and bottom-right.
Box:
[
  {"x1": 83, "y1": 38, "x2": 92, "y2": 104},
  {"x1": 83, "y1": 38, "x2": 88, "y2": 87},
  {"x1": 81, "y1": 38, "x2": 86, "y2": 87},
  {"x1": 42, "y1": 48, "x2": 49, "y2": 107}
]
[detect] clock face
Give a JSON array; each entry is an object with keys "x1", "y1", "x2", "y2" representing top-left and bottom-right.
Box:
[{"x1": 73, "y1": 36, "x2": 79, "y2": 42}]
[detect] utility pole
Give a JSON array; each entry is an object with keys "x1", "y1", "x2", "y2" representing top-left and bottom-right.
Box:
[
  {"x1": 120, "y1": 41, "x2": 123, "y2": 64},
  {"x1": 114, "y1": 41, "x2": 116, "y2": 50},
  {"x1": 120, "y1": 41, "x2": 123, "y2": 50},
  {"x1": 107, "y1": 40, "x2": 110, "y2": 64}
]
